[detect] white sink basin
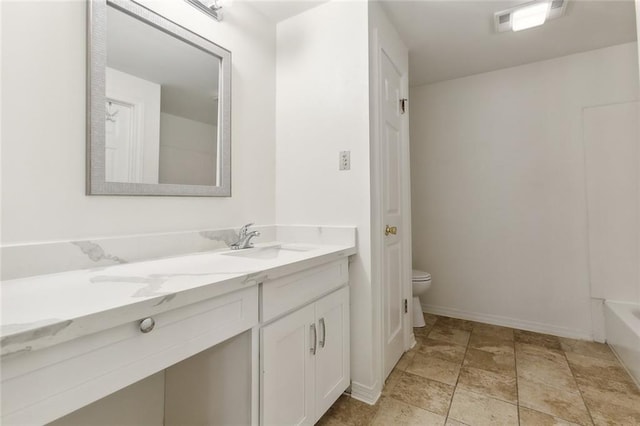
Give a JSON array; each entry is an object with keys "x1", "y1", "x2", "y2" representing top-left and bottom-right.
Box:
[{"x1": 221, "y1": 245, "x2": 314, "y2": 260}]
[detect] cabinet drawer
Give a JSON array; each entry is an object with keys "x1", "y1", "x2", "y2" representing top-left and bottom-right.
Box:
[
  {"x1": 2, "y1": 285, "x2": 258, "y2": 425},
  {"x1": 261, "y1": 259, "x2": 348, "y2": 323}
]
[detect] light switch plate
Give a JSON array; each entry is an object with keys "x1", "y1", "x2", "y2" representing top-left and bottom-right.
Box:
[{"x1": 339, "y1": 151, "x2": 350, "y2": 171}]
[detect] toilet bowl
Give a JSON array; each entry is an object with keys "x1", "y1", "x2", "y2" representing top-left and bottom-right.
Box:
[{"x1": 412, "y1": 270, "x2": 432, "y2": 328}]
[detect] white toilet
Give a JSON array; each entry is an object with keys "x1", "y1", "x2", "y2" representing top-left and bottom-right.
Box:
[{"x1": 412, "y1": 269, "x2": 432, "y2": 327}]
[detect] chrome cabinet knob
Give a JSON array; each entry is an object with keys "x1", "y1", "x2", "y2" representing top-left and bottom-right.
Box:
[{"x1": 139, "y1": 317, "x2": 155, "y2": 333}]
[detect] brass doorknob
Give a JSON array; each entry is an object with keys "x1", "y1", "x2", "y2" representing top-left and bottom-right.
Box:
[{"x1": 385, "y1": 225, "x2": 398, "y2": 236}]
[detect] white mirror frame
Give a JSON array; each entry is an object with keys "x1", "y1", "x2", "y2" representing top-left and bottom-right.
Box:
[{"x1": 87, "y1": 0, "x2": 231, "y2": 196}]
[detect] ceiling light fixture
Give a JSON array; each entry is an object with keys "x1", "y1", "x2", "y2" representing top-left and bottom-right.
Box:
[
  {"x1": 185, "y1": 0, "x2": 223, "y2": 22},
  {"x1": 512, "y1": 2, "x2": 550, "y2": 31},
  {"x1": 495, "y1": 0, "x2": 568, "y2": 33}
]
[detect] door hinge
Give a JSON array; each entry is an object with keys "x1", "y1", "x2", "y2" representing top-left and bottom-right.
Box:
[
  {"x1": 404, "y1": 299, "x2": 408, "y2": 314},
  {"x1": 400, "y1": 98, "x2": 408, "y2": 114}
]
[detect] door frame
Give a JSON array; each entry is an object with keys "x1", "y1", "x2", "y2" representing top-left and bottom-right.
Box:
[{"x1": 370, "y1": 27, "x2": 414, "y2": 393}]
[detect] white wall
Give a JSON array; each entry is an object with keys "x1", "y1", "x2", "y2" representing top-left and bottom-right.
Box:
[
  {"x1": 410, "y1": 42, "x2": 640, "y2": 339},
  {"x1": 1, "y1": 0, "x2": 276, "y2": 244},
  {"x1": 274, "y1": 0, "x2": 373, "y2": 395}
]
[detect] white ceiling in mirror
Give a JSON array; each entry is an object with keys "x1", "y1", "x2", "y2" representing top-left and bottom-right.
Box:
[
  {"x1": 107, "y1": 6, "x2": 220, "y2": 125},
  {"x1": 378, "y1": 0, "x2": 637, "y2": 86},
  {"x1": 246, "y1": 0, "x2": 328, "y2": 22}
]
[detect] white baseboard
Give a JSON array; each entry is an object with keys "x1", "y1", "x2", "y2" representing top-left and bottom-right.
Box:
[
  {"x1": 408, "y1": 335, "x2": 417, "y2": 350},
  {"x1": 590, "y1": 298, "x2": 606, "y2": 343},
  {"x1": 421, "y1": 303, "x2": 593, "y2": 341},
  {"x1": 350, "y1": 381, "x2": 380, "y2": 406}
]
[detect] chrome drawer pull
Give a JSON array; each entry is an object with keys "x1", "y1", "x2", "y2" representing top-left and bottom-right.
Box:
[
  {"x1": 319, "y1": 318, "x2": 326, "y2": 348},
  {"x1": 310, "y1": 324, "x2": 317, "y2": 355},
  {"x1": 139, "y1": 317, "x2": 155, "y2": 333}
]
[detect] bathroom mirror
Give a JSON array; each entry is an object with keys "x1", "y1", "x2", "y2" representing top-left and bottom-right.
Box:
[{"x1": 87, "y1": 0, "x2": 231, "y2": 196}]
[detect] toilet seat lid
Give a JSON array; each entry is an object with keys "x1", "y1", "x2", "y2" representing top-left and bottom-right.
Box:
[{"x1": 412, "y1": 269, "x2": 431, "y2": 281}]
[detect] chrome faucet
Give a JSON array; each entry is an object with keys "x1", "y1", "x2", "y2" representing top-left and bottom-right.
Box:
[{"x1": 230, "y1": 223, "x2": 260, "y2": 250}]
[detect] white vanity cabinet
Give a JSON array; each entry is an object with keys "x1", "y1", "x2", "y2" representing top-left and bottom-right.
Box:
[
  {"x1": 1, "y1": 234, "x2": 356, "y2": 425},
  {"x1": 260, "y1": 260, "x2": 350, "y2": 426}
]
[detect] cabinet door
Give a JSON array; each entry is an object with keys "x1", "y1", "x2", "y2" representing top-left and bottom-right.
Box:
[
  {"x1": 261, "y1": 304, "x2": 316, "y2": 426},
  {"x1": 314, "y1": 286, "x2": 350, "y2": 421}
]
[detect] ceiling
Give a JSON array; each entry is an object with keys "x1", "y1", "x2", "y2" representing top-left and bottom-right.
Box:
[
  {"x1": 379, "y1": 0, "x2": 638, "y2": 86},
  {"x1": 247, "y1": 0, "x2": 637, "y2": 87},
  {"x1": 247, "y1": 0, "x2": 328, "y2": 22}
]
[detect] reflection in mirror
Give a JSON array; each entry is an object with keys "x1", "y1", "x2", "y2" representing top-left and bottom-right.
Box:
[
  {"x1": 106, "y1": 5, "x2": 220, "y2": 186},
  {"x1": 88, "y1": 0, "x2": 231, "y2": 196}
]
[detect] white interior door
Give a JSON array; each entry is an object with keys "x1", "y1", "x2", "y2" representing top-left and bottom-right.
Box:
[
  {"x1": 105, "y1": 67, "x2": 161, "y2": 184},
  {"x1": 380, "y1": 49, "x2": 406, "y2": 380},
  {"x1": 105, "y1": 100, "x2": 137, "y2": 183}
]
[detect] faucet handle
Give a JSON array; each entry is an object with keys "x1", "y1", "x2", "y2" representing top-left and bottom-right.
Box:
[{"x1": 239, "y1": 223, "x2": 254, "y2": 237}]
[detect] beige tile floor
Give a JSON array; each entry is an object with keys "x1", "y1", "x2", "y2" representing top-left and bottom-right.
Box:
[{"x1": 317, "y1": 314, "x2": 640, "y2": 426}]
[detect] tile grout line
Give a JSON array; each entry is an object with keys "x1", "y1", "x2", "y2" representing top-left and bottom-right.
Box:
[
  {"x1": 413, "y1": 343, "x2": 484, "y2": 419},
  {"x1": 562, "y1": 348, "x2": 597, "y2": 426},
  {"x1": 443, "y1": 317, "x2": 473, "y2": 425},
  {"x1": 414, "y1": 316, "x2": 465, "y2": 423}
]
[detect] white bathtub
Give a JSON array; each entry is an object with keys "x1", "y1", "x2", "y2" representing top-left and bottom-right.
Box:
[{"x1": 604, "y1": 301, "x2": 640, "y2": 386}]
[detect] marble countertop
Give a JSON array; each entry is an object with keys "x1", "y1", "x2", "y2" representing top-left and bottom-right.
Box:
[{"x1": 1, "y1": 242, "x2": 356, "y2": 357}]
